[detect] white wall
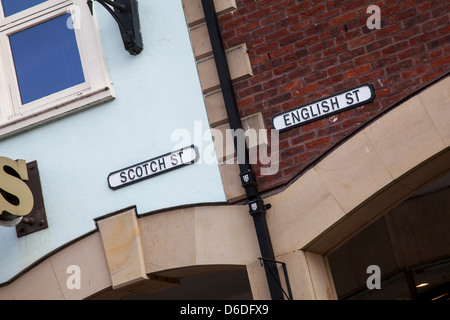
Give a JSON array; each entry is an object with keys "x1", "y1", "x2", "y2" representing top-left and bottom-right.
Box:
[{"x1": 0, "y1": 0, "x2": 226, "y2": 283}]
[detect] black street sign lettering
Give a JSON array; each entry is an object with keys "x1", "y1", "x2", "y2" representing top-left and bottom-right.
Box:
[
  {"x1": 107, "y1": 145, "x2": 199, "y2": 190},
  {"x1": 272, "y1": 84, "x2": 375, "y2": 132}
]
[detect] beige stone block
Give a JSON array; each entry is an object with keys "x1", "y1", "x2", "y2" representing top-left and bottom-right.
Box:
[
  {"x1": 398, "y1": 148, "x2": 450, "y2": 192},
  {"x1": 267, "y1": 169, "x2": 345, "y2": 255},
  {"x1": 248, "y1": 251, "x2": 335, "y2": 300},
  {"x1": 305, "y1": 252, "x2": 337, "y2": 299},
  {"x1": 190, "y1": 22, "x2": 212, "y2": 60},
  {"x1": 49, "y1": 233, "x2": 112, "y2": 300},
  {"x1": 364, "y1": 96, "x2": 446, "y2": 179},
  {"x1": 211, "y1": 122, "x2": 236, "y2": 162},
  {"x1": 209, "y1": 112, "x2": 267, "y2": 164},
  {"x1": 194, "y1": 206, "x2": 260, "y2": 265},
  {"x1": 418, "y1": 76, "x2": 450, "y2": 146},
  {"x1": 197, "y1": 44, "x2": 253, "y2": 94},
  {"x1": 204, "y1": 90, "x2": 228, "y2": 126},
  {"x1": 242, "y1": 112, "x2": 273, "y2": 172},
  {"x1": 277, "y1": 251, "x2": 315, "y2": 300},
  {"x1": 139, "y1": 208, "x2": 196, "y2": 273},
  {"x1": 218, "y1": 160, "x2": 246, "y2": 202},
  {"x1": 183, "y1": 0, "x2": 237, "y2": 27},
  {"x1": 214, "y1": 0, "x2": 237, "y2": 15},
  {"x1": 314, "y1": 132, "x2": 393, "y2": 213},
  {"x1": 183, "y1": 0, "x2": 205, "y2": 27},
  {"x1": 139, "y1": 205, "x2": 258, "y2": 274},
  {"x1": 347, "y1": 181, "x2": 411, "y2": 226},
  {"x1": 197, "y1": 56, "x2": 220, "y2": 93},
  {"x1": 241, "y1": 112, "x2": 268, "y2": 149},
  {"x1": 183, "y1": 0, "x2": 201, "y2": 26},
  {"x1": 280, "y1": 250, "x2": 338, "y2": 300},
  {"x1": 0, "y1": 261, "x2": 64, "y2": 300},
  {"x1": 227, "y1": 43, "x2": 253, "y2": 82},
  {"x1": 246, "y1": 260, "x2": 271, "y2": 300},
  {"x1": 97, "y1": 209, "x2": 148, "y2": 289}
]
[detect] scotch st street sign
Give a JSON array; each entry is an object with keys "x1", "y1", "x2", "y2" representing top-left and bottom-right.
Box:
[
  {"x1": 108, "y1": 145, "x2": 199, "y2": 190},
  {"x1": 272, "y1": 84, "x2": 375, "y2": 132}
]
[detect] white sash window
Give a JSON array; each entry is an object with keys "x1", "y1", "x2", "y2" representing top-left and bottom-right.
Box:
[{"x1": 0, "y1": 0, "x2": 114, "y2": 137}]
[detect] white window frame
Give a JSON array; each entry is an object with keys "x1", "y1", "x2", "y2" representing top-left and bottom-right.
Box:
[{"x1": 0, "y1": 0, "x2": 114, "y2": 137}]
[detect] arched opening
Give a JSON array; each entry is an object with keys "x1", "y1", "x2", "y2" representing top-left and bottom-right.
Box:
[
  {"x1": 327, "y1": 171, "x2": 450, "y2": 300},
  {"x1": 292, "y1": 75, "x2": 450, "y2": 300},
  {"x1": 128, "y1": 269, "x2": 252, "y2": 300},
  {"x1": 87, "y1": 266, "x2": 253, "y2": 300}
]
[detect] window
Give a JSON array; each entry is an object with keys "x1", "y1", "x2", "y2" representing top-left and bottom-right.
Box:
[
  {"x1": 10, "y1": 13, "x2": 85, "y2": 105},
  {"x1": 0, "y1": 0, "x2": 114, "y2": 136}
]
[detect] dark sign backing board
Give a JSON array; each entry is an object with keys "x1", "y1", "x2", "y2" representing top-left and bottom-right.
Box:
[
  {"x1": 16, "y1": 161, "x2": 48, "y2": 238},
  {"x1": 272, "y1": 84, "x2": 375, "y2": 132},
  {"x1": 108, "y1": 145, "x2": 199, "y2": 190}
]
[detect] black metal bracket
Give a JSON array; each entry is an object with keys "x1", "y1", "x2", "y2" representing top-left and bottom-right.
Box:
[
  {"x1": 15, "y1": 161, "x2": 48, "y2": 238},
  {"x1": 239, "y1": 169, "x2": 259, "y2": 199},
  {"x1": 258, "y1": 257, "x2": 293, "y2": 300},
  {"x1": 87, "y1": 0, "x2": 143, "y2": 55},
  {"x1": 247, "y1": 197, "x2": 271, "y2": 217}
]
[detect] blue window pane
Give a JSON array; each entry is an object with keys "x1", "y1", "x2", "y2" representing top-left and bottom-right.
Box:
[
  {"x1": 9, "y1": 14, "x2": 85, "y2": 105},
  {"x1": 1, "y1": 0, "x2": 48, "y2": 17}
]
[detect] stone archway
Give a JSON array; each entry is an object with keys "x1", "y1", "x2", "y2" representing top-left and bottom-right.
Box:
[
  {"x1": 264, "y1": 75, "x2": 449, "y2": 258},
  {"x1": 1, "y1": 76, "x2": 448, "y2": 300},
  {"x1": 244, "y1": 75, "x2": 449, "y2": 299}
]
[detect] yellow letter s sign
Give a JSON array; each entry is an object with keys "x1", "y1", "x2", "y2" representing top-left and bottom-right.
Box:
[{"x1": 0, "y1": 157, "x2": 34, "y2": 218}]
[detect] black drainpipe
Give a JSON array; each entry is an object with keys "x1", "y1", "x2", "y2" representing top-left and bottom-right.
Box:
[{"x1": 201, "y1": 0, "x2": 284, "y2": 300}]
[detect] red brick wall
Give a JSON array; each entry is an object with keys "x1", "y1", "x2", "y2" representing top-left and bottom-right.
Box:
[{"x1": 218, "y1": 0, "x2": 450, "y2": 192}]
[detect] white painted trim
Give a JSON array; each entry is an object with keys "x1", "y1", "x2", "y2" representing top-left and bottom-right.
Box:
[
  {"x1": 0, "y1": 0, "x2": 114, "y2": 138},
  {"x1": 0, "y1": 86, "x2": 114, "y2": 137}
]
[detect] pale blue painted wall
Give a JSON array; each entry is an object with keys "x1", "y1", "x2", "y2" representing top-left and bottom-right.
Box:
[{"x1": 0, "y1": 0, "x2": 226, "y2": 283}]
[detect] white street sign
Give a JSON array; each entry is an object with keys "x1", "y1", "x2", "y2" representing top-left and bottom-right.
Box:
[
  {"x1": 272, "y1": 84, "x2": 375, "y2": 131},
  {"x1": 108, "y1": 145, "x2": 198, "y2": 190}
]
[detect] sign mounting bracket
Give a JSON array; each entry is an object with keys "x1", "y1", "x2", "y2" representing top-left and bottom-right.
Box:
[
  {"x1": 87, "y1": 0, "x2": 143, "y2": 55},
  {"x1": 15, "y1": 161, "x2": 48, "y2": 238}
]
